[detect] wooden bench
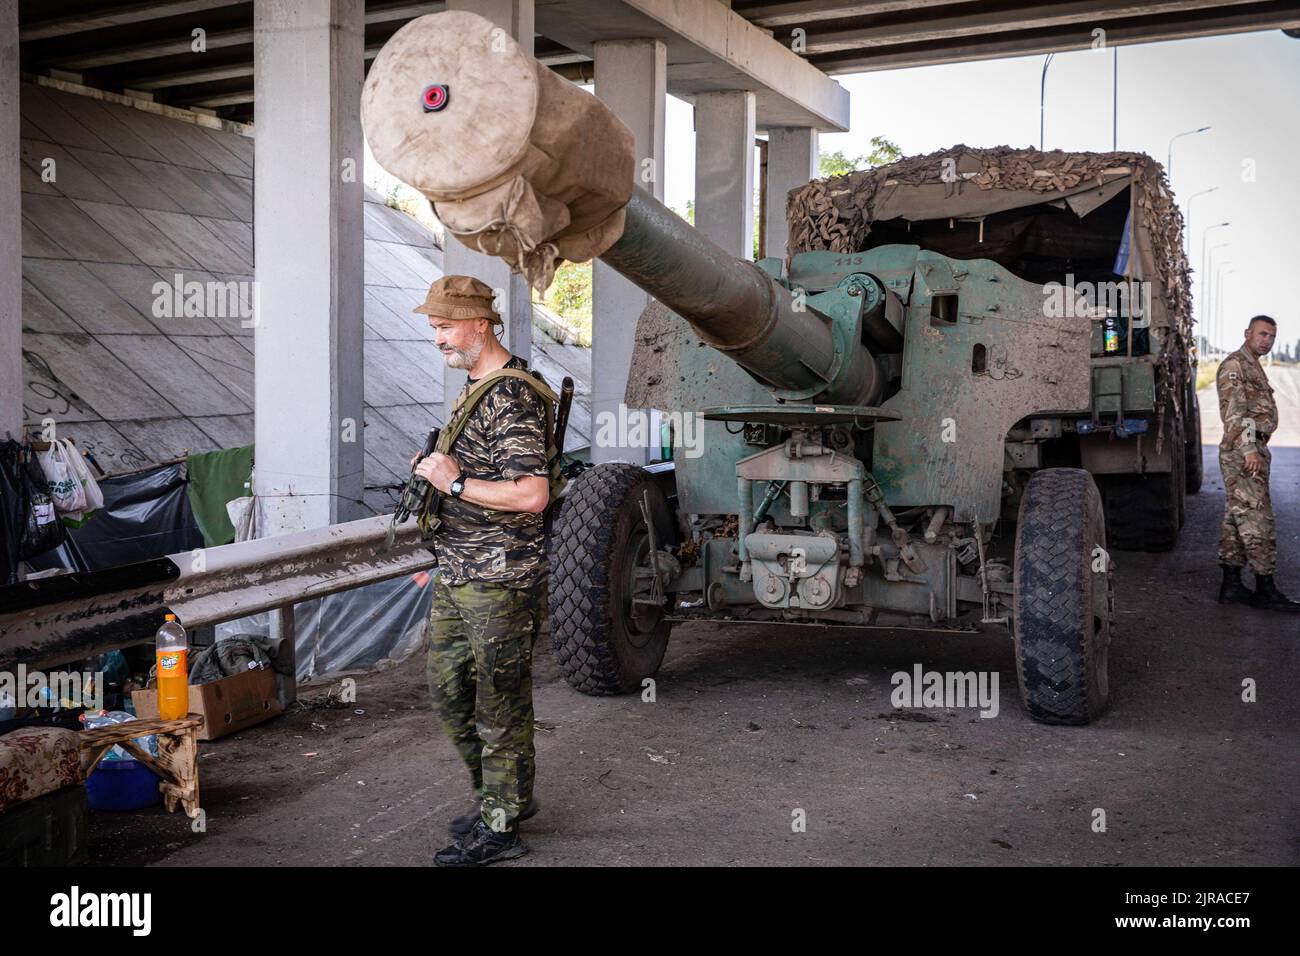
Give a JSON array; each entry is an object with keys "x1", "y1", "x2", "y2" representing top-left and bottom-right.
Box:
[{"x1": 78, "y1": 714, "x2": 205, "y2": 818}]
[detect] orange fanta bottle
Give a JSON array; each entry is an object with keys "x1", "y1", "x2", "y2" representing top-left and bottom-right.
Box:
[{"x1": 155, "y1": 613, "x2": 189, "y2": 720}]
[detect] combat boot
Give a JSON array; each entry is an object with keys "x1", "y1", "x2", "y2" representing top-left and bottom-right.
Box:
[
  {"x1": 1218, "y1": 565, "x2": 1253, "y2": 605},
  {"x1": 447, "y1": 796, "x2": 539, "y2": 838},
  {"x1": 434, "y1": 819, "x2": 528, "y2": 867},
  {"x1": 1249, "y1": 574, "x2": 1300, "y2": 611}
]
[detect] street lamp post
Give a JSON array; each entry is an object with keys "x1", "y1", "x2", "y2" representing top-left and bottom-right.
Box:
[
  {"x1": 1040, "y1": 53, "x2": 1055, "y2": 151},
  {"x1": 1206, "y1": 241, "x2": 1232, "y2": 352},
  {"x1": 1215, "y1": 265, "x2": 1236, "y2": 352},
  {"x1": 1184, "y1": 186, "x2": 1217, "y2": 255},
  {"x1": 1167, "y1": 125, "x2": 1210, "y2": 180},
  {"x1": 1200, "y1": 221, "x2": 1229, "y2": 348}
]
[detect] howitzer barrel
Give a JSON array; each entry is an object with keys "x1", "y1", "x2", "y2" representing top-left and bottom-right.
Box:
[
  {"x1": 361, "y1": 9, "x2": 882, "y2": 405},
  {"x1": 602, "y1": 190, "x2": 882, "y2": 405}
]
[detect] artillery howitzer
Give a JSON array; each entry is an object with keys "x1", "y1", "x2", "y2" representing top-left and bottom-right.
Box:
[{"x1": 364, "y1": 11, "x2": 1113, "y2": 724}]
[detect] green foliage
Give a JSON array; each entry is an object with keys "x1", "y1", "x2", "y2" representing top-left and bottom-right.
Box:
[
  {"x1": 818, "y1": 136, "x2": 903, "y2": 178},
  {"x1": 540, "y1": 260, "x2": 592, "y2": 344}
]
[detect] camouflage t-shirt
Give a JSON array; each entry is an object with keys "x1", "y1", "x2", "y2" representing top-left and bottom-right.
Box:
[
  {"x1": 433, "y1": 355, "x2": 549, "y2": 587},
  {"x1": 1216, "y1": 347, "x2": 1276, "y2": 454}
]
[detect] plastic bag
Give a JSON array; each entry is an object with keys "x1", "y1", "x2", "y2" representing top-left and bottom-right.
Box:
[
  {"x1": 18, "y1": 449, "x2": 65, "y2": 560},
  {"x1": 226, "y1": 495, "x2": 258, "y2": 542},
  {"x1": 61, "y1": 440, "x2": 104, "y2": 526},
  {"x1": 82, "y1": 710, "x2": 159, "y2": 761},
  {"x1": 38, "y1": 440, "x2": 86, "y2": 514}
]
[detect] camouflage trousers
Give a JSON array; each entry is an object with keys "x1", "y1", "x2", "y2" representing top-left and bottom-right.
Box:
[
  {"x1": 426, "y1": 572, "x2": 547, "y2": 831},
  {"x1": 1218, "y1": 445, "x2": 1276, "y2": 575}
]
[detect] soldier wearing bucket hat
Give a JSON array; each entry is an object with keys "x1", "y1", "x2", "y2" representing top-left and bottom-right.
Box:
[{"x1": 410, "y1": 274, "x2": 554, "y2": 866}]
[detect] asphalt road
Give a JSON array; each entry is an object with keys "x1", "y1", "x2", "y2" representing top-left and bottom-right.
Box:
[{"x1": 91, "y1": 373, "x2": 1299, "y2": 867}]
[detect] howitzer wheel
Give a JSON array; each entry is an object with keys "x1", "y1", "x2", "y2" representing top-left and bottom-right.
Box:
[
  {"x1": 1013, "y1": 468, "x2": 1113, "y2": 725},
  {"x1": 548, "y1": 463, "x2": 675, "y2": 695}
]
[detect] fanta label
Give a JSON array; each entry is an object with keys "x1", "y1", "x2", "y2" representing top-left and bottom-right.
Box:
[{"x1": 159, "y1": 653, "x2": 181, "y2": 671}]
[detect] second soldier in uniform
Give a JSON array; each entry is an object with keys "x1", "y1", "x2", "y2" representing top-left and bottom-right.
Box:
[
  {"x1": 1216, "y1": 314, "x2": 1300, "y2": 611},
  {"x1": 410, "y1": 275, "x2": 555, "y2": 865}
]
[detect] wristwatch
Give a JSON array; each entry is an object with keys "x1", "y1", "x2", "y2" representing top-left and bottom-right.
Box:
[{"x1": 449, "y1": 477, "x2": 465, "y2": 499}]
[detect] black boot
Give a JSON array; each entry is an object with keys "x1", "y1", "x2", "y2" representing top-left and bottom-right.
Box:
[
  {"x1": 1249, "y1": 574, "x2": 1300, "y2": 611},
  {"x1": 435, "y1": 819, "x2": 528, "y2": 867},
  {"x1": 1218, "y1": 565, "x2": 1253, "y2": 605}
]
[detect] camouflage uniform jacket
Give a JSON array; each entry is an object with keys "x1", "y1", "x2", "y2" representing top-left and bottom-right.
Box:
[
  {"x1": 433, "y1": 355, "x2": 549, "y2": 588},
  {"x1": 1216, "y1": 347, "x2": 1276, "y2": 454}
]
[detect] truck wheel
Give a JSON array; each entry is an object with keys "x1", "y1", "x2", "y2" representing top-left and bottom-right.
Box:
[
  {"x1": 1184, "y1": 391, "x2": 1204, "y2": 494},
  {"x1": 548, "y1": 462, "x2": 675, "y2": 695},
  {"x1": 1101, "y1": 467, "x2": 1179, "y2": 551},
  {"x1": 1174, "y1": 417, "x2": 1187, "y2": 529},
  {"x1": 1013, "y1": 468, "x2": 1113, "y2": 725}
]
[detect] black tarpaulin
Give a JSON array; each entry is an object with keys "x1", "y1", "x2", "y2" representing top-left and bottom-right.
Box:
[{"x1": 26, "y1": 463, "x2": 204, "y2": 573}]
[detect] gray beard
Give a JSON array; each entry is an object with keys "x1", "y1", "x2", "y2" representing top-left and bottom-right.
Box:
[{"x1": 443, "y1": 334, "x2": 486, "y2": 370}]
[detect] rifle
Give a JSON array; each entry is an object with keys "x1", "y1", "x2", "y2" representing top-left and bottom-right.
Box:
[
  {"x1": 554, "y1": 376, "x2": 574, "y2": 456},
  {"x1": 383, "y1": 426, "x2": 440, "y2": 551}
]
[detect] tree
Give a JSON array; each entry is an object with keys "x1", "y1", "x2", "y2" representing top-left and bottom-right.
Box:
[
  {"x1": 538, "y1": 260, "x2": 592, "y2": 345},
  {"x1": 818, "y1": 136, "x2": 903, "y2": 178}
]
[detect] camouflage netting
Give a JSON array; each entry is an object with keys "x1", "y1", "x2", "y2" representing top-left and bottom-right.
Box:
[{"x1": 786, "y1": 145, "x2": 1197, "y2": 428}]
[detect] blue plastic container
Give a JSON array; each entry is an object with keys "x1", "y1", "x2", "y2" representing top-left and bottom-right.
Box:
[{"x1": 85, "y1": 758, "x2": 163, "y2": 811}]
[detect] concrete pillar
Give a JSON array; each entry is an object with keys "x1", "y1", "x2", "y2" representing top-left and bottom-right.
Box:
[
  {"x1": 1, "y1": 0, "x2": 20, "y2": 440},
  {"x1": 591, "y1": 38, "x2": 666, "y2": 465},
  {"x1": 695, "y1": 91, "x2": 756, "y2": 260},
  {"x1": 442, "y1": 0, "x2": 535, "y2": 421},
  {"x1": 764, "y1": 127, "x2": 817, "y2": 262},
  {"x1": 253, "y1": 0, "x2": 366, "y2": 533}
]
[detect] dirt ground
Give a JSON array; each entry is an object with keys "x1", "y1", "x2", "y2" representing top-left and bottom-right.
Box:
[{"x1": 88, "y1": 390, "x2": 1300, "y2": 867}]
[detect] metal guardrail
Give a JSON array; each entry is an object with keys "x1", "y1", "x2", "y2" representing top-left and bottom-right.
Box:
[{"x1": 0, "y1": 515, "x2": 436, "y2": 678}]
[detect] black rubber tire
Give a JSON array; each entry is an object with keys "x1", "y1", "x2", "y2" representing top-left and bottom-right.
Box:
[
  {"x1": 548, "y1": 462, "x2": 675, "y2": 695},
  {"x1": 1184, "y1": 391, "x2": 1204, "y2": 494},
  {"x1": 1101, "y1": 468, "x2": 1179, "y2": 551},
  {"x1": 1174, "y1": 416, "x2": 1186, "y2": 529},
  {"x1": 1013, "y1": 468, "x2": 1113, "y2": 725}
]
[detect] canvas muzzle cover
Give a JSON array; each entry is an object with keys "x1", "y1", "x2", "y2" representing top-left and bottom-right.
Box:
[{"x1": 362, "y1": 10, "x2": 635, "y2": 291}]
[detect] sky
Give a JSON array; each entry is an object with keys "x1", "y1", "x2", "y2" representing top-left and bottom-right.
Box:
[{"x1": 368, "y1": 28, "x2": 1299, "y2": 353}]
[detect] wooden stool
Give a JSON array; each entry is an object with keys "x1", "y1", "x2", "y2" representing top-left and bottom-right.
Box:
[{"x1": 78, "y1": 715, "x2": 205, "y2": 818}]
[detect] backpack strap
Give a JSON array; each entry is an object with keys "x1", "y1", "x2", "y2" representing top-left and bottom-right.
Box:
[{"x1": 436, "y1": 368, "x2": 558, "y2": 456}]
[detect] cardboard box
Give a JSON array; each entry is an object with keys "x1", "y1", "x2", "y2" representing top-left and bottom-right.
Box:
[{"x1": 133, "y1": 668, "x2": 282, "y2": 741}]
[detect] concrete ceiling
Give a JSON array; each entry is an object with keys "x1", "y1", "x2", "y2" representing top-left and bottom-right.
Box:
[{"x1": 16, "y1": 0, "x2": 1300, "y2": 127}]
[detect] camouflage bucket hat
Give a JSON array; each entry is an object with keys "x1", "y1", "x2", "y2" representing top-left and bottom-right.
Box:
[{"x1": 413, "y1": 274, "x2": 502, "y2": 324}]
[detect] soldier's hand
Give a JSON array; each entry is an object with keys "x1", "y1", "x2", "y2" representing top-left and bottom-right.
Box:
[
  {"x1": 1245, "y1": 451, "x2": 1263, "y2": 476},
  {"x1": 414, "y1": 452, "x2": 461, "y2": 494}
]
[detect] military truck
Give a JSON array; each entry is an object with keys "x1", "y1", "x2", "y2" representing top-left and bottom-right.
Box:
[
  {"x1": 780, "y1": 147, "x2": 1201, "y2": 551},
  {"x1": 362, "y1": 14, "x2": 1196, "y2": 726}
]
